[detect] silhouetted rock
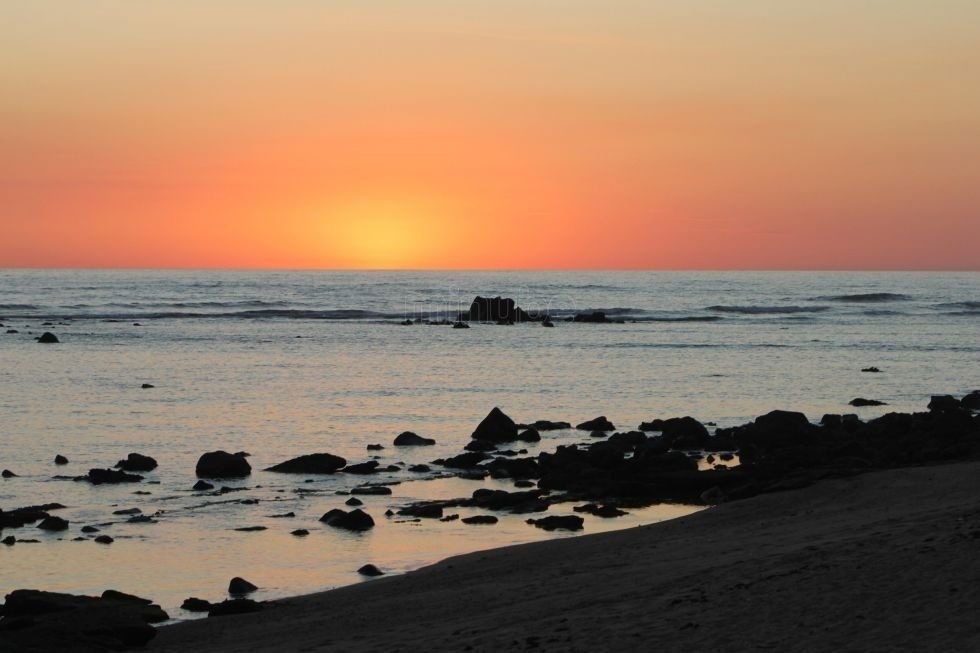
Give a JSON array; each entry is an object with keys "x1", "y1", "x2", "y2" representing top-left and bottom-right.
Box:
[
  {"x1": 320, "y1": 508, "x2": 375, "y2": 531},
  {"x1": 573, "y1": 503, "x2": 628, "y2": 518},
  {"x1": 928, "y1": 395, "x2": 960, "y2": 412},
  {"x1": 393, "y1": 431, "x2": 436, "y2": 446},
  {"x1": 193, "y1": 480, "x2": 214, "y2": 491},
  {"x1": 115, "y1": 452, "x2": 158, "y2": 472},
  {"x1": 83, "y1": 468, "x2": 144, "y2": 485},
  {"x1": 366, "y1": 443, "x2": 384, "y2": 450},
  {"x1": 94, "y1": 535, "x2": 114, "y2": 544},
  {"x1": 542, "y1": 317, "x2": 555, "y2": 327},
  {"x1": 54, "y1": 455, "x2": 68, "y2": 465},
  {"x1": 517, "y1": 427, "x2": 541, "y2": 442},
  {"x1": 962, "y1": 391, "x2": 980, "y2": 410},
  {"x1": 465, "y1": 439, "x2": 498, "y2": 452},
  {"x1": 459, "y1": 296, "x2": 531, "y2": 322},
  {"x1": 36, "y1": 332, "x2": 59, "y2": 343},
  {"x1": 850, "y1": 398, "x2": 887, "y2": 407},
  {"x1": 527, "y1": 515, "x2": 583, "y2": 531},
  {"x1": 520, "y1": 420, "x2": 571, "y2": 431},
  {"x1": 196, "y1": 451, "x2": 251, "y2": 478},
  {"x1": 343, "y1": 460, "x2": 380, "y2": 474},
  {"x1": 357, "y1": 564, "x2": 384, "y2": 576},
  {"x1": 350, "y1": 485, "x2": 392, "y2": 495},
  {"x1": 1, "y1": 469, "x2": 16, "y2": 478},
  {"x1": 265, "y1": 453, "x2": 346, "y2": 474},
  {"x1": 861, "y1": 367, "x2": 882, "y2": 373},
  {"x1": 181, "y1": 597, "x2": 212, "y2": 612},
  {"x1": 81, "y1": 525, "x2": 99, "y2": 533},
  {"x1": 408, "y1": 464, "x2": 431, "y2": 472},
  {"x1": 397, "y1": 504, "x2": 443, "y2": 519},
  {"x1": 37, "y1": 516, "x2": 69, "y2": 531},
  {"x1": 573, "y1": 311, "x2": 610, "y2": 323},
  {"x1": 658, "y1": 417, "x2": 710, "y2": 449},
  {"x1": 485, "y1": 456, "x2": 540, "y2": 479},
  {"x1": 345, "y1": 497, "x2": 363, "y2": 506},
  {"x1": 291, "y1": 529, "x2": 309, "y2": 536},
  {"x1": 228, "y1": 577, "x2": 257, "y2": 595},
  {"x1": 472, "y1": 407, "x2": 519, "y2": 442},
  {"x1": 208, "y1": 599, "x2": 263, "y2": 617},
  {"x1": 462, "y1": 515, "x2": 498, "y2": 525},
  {"x1": 0, "y1": 589, "x2": 165, "y2": 649},
  {"x1": 112, "y1": 508, "x2": 141, "y2": 515},
  {"x1": 576, "y1": 416, "x2": 615, "y2": 431},
  {"x1": 452, "y1": 321, "x2": 470, "y2": 329},
  {"x1": 435, "y1": 452, "x2": 489, "y2": 469},
  {"x1": 233, "y1": 526, "x2": 267, "y2": 532}
]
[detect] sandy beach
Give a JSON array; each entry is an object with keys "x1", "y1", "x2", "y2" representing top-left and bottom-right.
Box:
[{"x1": 149, "y1": 459, "x2": 980, "y2": 652}]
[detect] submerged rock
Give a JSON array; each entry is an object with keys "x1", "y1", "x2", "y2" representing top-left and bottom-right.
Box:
[
  {"x1": 357, "y1": 564, "x2": 385, "y2": 577},
  {"x1": 196, "y1": 451, "x2": 251, "y2": 478},
  {"x1": 849, "y1": 398, "x2": 887, "y2": 407},
  {"x1": 393, "y1": 431, "x2": 436, "y2": 446},
  {"x1": 320, "y1": 508, "x2": 375, "y2": 531},
  {"x1": 265, "y1": 453, "x2": 346, "y2": 474}
]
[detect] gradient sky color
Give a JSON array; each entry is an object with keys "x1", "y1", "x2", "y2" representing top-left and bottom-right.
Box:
[{"x1": 2, "y1": 1, "x2": 978, "y2": 269}]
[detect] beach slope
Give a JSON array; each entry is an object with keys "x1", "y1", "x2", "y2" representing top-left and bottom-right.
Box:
[{"x1": 154, "y1": 461, "x2": 980, "y2": 652}]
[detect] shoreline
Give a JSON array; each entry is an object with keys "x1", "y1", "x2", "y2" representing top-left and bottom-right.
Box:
[{"x1": 149, "y1": 458, "x2": 980, "y2": 652}]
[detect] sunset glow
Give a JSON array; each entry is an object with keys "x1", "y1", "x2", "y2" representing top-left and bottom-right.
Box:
[{"x1": 1, "y1": 1, "x2": 978, "y2": 269}]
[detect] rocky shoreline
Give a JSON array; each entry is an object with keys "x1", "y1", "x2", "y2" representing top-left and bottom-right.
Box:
[{"x1": 1, "y1": 391, "x2": 978, "y2": 650}]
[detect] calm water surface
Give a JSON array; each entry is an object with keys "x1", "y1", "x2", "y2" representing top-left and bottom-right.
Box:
[{"x1": 0, "y1": 270, "x2": 977, "y2": 617}]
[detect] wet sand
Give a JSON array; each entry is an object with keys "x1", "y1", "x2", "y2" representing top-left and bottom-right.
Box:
[{"x1": 152, "y1": 459, "x2": 980, "y2": 652}]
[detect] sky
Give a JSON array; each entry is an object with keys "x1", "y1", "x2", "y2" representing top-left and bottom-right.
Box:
[{"x1": 1, "y1": 1, "x2": 978, "y2": 269}]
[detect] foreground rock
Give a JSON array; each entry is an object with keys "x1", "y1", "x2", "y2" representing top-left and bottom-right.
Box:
[
  {"x1": 472, "y1": 407, "x2": 519, "y2": 442},
  {"x1": 196, "y1": 451, "x2": 251, "y2": 478},
  {"x1": 265, "y1": 453, "x2": 346, "y2": 474},
  {"x1": 0, "y1": 589, "x2": 166, "y2": 650},
  {"x1": 393, "y1": 431, "x2": 436, "y2": 446}
]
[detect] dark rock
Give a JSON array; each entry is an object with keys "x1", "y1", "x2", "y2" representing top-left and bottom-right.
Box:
[
  {"x1": 928, "y1": 395, "x2": 960, "y2": 412},
  {"x1": 1, "y1": 469, "x2": 17, "y2": 478},
  {"x1": 366, "y1": 444, "x2": 384, "y2": 450},
  {"x1": 181, "y1": 597, "x2": 212, "y2": 612},
  {"x1": 83, "y1": 468, "x2": 144, "y2": 485},
  {"x1": 268, "y1": 512, "x2": 295, "y2": 518},
  {"x1": 397, "y1": 504, "x2": 444, "y2": 519},
  {"x1": 350, "y1": 485, "x2": 392, "y2": 495},
  {"x1": 290, "y1": 529, "x2": 309, "y2": 536},
  {"x1": 228, "y1": 577, "x2": 257, "y2": 595},
  {"x1": 440, "y1": 514, "x2": 459, "y2": 522},
  {"x1": 233, "y1": 526, "x2": 267, "y2": 532},
  {"x1": 115, "y1": 453, "x2": 158, "y2": 472},
  {"x1": 94, "y1": 535, "x2": 114, "y2": 544},
  {"x1": 393, "y1": 431, "x2": 436, "y2": 446},
  {"x1": 861, "y1": 367, "x2": 882, "y2": 373},
  {"x1": 485, "y1": 456, "x2": 540, "y2": 479},
  {"x1": 345, "y1": 497, "x2": 363, "y2": 506},
  {"x1": 320, "y1": 508, "x2": 375, "y2": 531},
  {"x1": 265, "y1": 453, "x2": 346, "y2": 474},
  {"x1": 81, "y1": 525, "x2": 100, "y2": 533},
  {"x1": 472, "y1": 407, "x2": 519, "y2": 442},
  {"x1": 458, "y1": 296, "x2": 531, "y2": 322},
  {"x1": 465, "y1": 439, "x2": 498, "y2": 452},
  {"x1": 527, "y1": 515, "x2": 584, "y2": 531},
  {"x1": 520, "y1": 420, "x2": 571, "y2": 431},
  {"x1": 513, "y1": 480, "x2": 536, "y2": 488},
  {"x1": 127, "y1": 515, "x2": 156, "y2": 523},
  {"x1": 517, "y1": 427, "x2": 541, "y2": 442},
  {"x1": 573, "y1": 503, "x2": 628, "y2": 518},
  {"x1": 658, "y1": 417, "x2": 710, "y2": 448},
  {"x1": 112, "y1": 508, "x2": 141, "y2": 515},
  {"x1": 850, "y1": 398, "x2": 887, "y2": 407},
  {"x1": 573, "y1": 311, "x2": 611, "y2": 323},
  {"x1": 193, "y1": 480, "x2": 214, "y2": 491},
  {"x1": 962, "y1": 391, "x2": 980, "y2": 410},
  {"x1": 452, "y1": 321, "x2": 470, "y2": 329},
  {"x1": 196, "y1": 451, "x2": 252, "y2": 478},
  {"x1": 408, "y1": 464, "x2": 431, "y2": 473},
  {"x1": 435, "y1": 452, "x2": 489, "y2": 469},
  {"x1": 208, "y1": 599, "x2": 263, "y2": 617},
  {"x1": 576, "y1": 416, "x2": 615, "y2": 431},
  {"x1": 542, "y1": 318, "x2": 555, "y2": 327},
  {"x1": 54, "y1": 455, "x2": 69, "y2": 465},
  {"x1": 461, "y1": 515, "x2": 498, "y2": 525},
  {"x1": 357, "y1": 564, "x2": 384, "y2": 577},
  {"x1": 37, "y1": 332, "x2": 60, "y2": 343},
  {"x1": 2, "y1": 536, "x2": 14, "y2": 546},
  {"x1": 37, "y1": 516, "x2": 69, "y2": 531},
  {"x1": 342, "y1": 460, "x2": 380, "y2": 474}
]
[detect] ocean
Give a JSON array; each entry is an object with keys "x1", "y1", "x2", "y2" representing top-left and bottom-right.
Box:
[{"x1": 1, "y1": 269, "x2": 977, "y2": 618}]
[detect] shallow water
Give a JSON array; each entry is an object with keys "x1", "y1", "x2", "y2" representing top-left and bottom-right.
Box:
[{"x1": 0, "y1": 270, "x2": 977, "y2": 616}]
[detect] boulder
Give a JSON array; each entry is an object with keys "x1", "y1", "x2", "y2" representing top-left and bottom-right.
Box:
[
  {"x1": 228, "y1": 577, "x2": 257, "y2": 595},
  {"x1": 181, "y1": 597, "x2": 212, "y2": 612},
  {"x1": 408, "y1": 464, "x2": 431, "y2": 473},
  {"x1": 458, "y1": 296, "x2": 531, "y2": 322},
  {"x1": 37, "y1": 516, "x2": 69, "y2": 531},
  {"x1": 1, "y1": 469, "x2": 16, "y2": 478},
  {"x1": 393, "y1": 431, "x2": 436, "y2": 446},
  {"x1": 208, "y1": 599, "x2": 263, "y2": 617},
  {"x1": 517, "y1": 427, "x2": 541, "y2": 442},
  {"x1": 291, "y1": 529, "x2": 309, "y2": 537},
  {"x1": 527, "y1": 515, "x2": 584, "y2": 531},
  {"x1": 576, "y1": 416, "x2": 615, "y2": 431},
  {"x1": 192, "y1": 480, "x2": 214, "y2": 491},
  {"x1": 84, "y1": 468, "x2": 144, "y2": 485},
  {"x1": 54, "y1": 455, "x2": 69, "y2": 465},
  {"x1": 465, "y1": 439, "x2": 498, "y2": 452},
  {"x1": 345, "y1": 497, "x2": 363, "y2": 506},
  {"x1": 36, "y1": 332, "x2": 60, "y2": 343},
  {"x1": 115, "y1": 453, "x2": 158, "y2": 472},
  {"x1": 358, "y1": 564, "x2": 385, "y2": 577},
  {"x1": 962, "y1": 391, "x2": 980, "y2": 410},
  {"x1": 659, "y1": 417, "x2": 710, "y2": 449},
  {"x1": 320, "y1": 508, "x2": 375, "y2": 531},
  {"x1": 472, "y1": 407, "x2": 519, "y2": 442},
  {"x1": 196, "y1": 451, "x2": 251, "y2": 478},
  {"x1": 265, "y1": 453, "x2": 346, "y2": 474},
  {"x1": 397, "y1": 504, "x2": 444, "y2": 519},
  {"x1": 928, "y1": 395, "x2": 960, "y2": 412},
  {"x1": 435, "y1": 452, "x2": 489, "y2": 469},
  {"x1": 342, "y1": 461, "x2": 380, "y2": 474},
  {"x1": 461, "y1": 515, "x2": 498, "y2": 525}
]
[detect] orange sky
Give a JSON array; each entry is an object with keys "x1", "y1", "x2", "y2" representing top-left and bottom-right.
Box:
[{"x1": 1, "y1": 1, "x2": 978, "y2": 269}]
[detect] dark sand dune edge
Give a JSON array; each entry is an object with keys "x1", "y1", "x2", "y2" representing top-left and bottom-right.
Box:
[{"x1": 153, "y1": 460, "x2": 980, "y2": 652}]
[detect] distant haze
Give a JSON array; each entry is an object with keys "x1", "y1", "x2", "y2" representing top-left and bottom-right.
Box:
[{"x1": 1, "y1": 1, "x2": 978, "y2": 269}]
